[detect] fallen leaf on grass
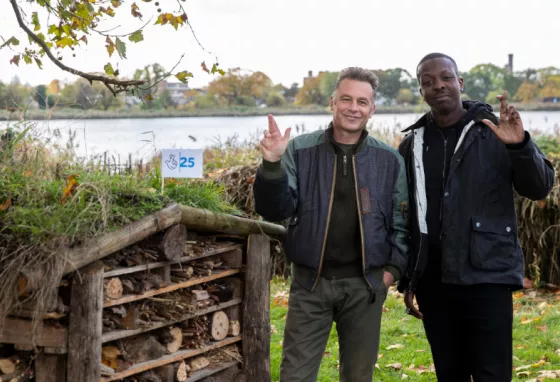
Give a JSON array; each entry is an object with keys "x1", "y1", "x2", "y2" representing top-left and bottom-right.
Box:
[
  {"x1": 536, "y1": 325, "x2": 548, "y2": 333},
  {"x1": 0, "y1": 199, "x2": 11, "y2": 211},
  {"x1": 516, "y1": 371, "x2": 531, "y2": 378},
  {"x1": 416, "y1": 349, "x2": 426, "y2": 353},
  {"x1": 387, "y1": 344, "x2": 405, "y2": 350},
  {"x1": 538, "y1": 302, "x2": 548, "y2": 310},
  {"x1": 386, "y1": 363, "x2": 402, "y2": 370},
  {"x1": 401, "y1": 373, "x2": 408, "y2": 379},
  {"x1": 270, "y1": 324, "x2": 277, "y2": 334},
  {"x1": 513, "y1": 291, "x2": 524, "y2": 299},
  {"x1": 539, "y1": 370, "x2": 560, "y2": 378},
  {"x1": 521, "y1": 316, "x2": 542, "y2": 325},
  {"x1": 408, "y1": 364, "x2": 415, "y2": 370},
  {"x1": 378, "y1": 354, "x2": 383, "y2": 359}
]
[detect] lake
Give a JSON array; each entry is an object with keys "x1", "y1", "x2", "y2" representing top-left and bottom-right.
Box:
[{"x1": 1, "y1": 111, "x2": 559, "y2": 162}]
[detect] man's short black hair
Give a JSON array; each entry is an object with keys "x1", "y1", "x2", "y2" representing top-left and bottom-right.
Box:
[{"x1": 416, "y1": 53, "x2": 459, "y2": 81}]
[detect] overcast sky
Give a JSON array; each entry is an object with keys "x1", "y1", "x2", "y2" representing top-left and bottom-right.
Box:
[{"x1": 0, "y1": 0, "x2": 558, "y2": 88}]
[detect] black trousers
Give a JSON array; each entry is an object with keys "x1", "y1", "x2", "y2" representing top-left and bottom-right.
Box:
[{"x1": 416, "y1": 282, "x2": 513, "y2": 382}]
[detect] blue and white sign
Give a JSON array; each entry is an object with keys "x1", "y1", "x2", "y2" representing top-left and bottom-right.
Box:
[{"x1": 161, "y1": 149, "x2": 203, "y2": 178}]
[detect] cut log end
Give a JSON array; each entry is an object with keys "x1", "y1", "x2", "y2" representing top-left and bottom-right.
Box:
[
  {"x1": 104, "y1": 278, "x2": 123, "y2": 300},
  {"x1": 165, "y1": 327, "x2": 182, "y2": 354},
  {"x1": 160, "y1": 224, "x2": 187, "y2": 260},
  {"x1": 228, "y1": 320, "x2": 241, "y2": 337},
  {"x1": 189, "y1": 356, "x2": 209, "y2": 372},
  {"x1": 210, "y1": 311, "x2": 229, "y2": 341},
  {"x1": 0, "y1": 359, "x2": 16, "y2": 374},
  {"x1": 176, "y1": 361, "x2": 188, "y2": 382}
]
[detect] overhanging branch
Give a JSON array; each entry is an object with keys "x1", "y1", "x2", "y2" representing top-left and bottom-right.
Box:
[{"x1": 10, "y1": 0, "x2": 145, "y2": 94}]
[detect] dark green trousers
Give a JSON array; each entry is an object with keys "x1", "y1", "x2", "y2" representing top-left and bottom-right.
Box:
[{"x1": 280, "y1": 266, "x2": 388, "y2": 382}]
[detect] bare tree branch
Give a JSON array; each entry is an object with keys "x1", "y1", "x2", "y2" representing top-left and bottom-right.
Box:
[
  {"x1": 139, "y1": 53, "x2": 185, "y2": 91},
  {"x1": 9, "y1": 0, "x2": 145, "y2": 93},
  {"x1": 175, "y1": 0, "x2": 216, "y2": 60}
]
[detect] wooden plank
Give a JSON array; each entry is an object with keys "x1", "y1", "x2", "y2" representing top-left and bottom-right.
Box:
[
  {"x1": 67, "y1": 261, "x2": 104, "y2": 382},
  {"x1": 35, "y1": 353, "x2": 66, "y2": 382},
  {"x1": 103, "y1": 244, "x2": 242, "y2": 278},
  {"x1": 8, "y1": 310, "x2": 66, "y2": 320},
  {"x1": 243, "y1": 234, "x2": 271, "y2": 382},
  {"x1": 0, "y1": 317, "x2": 66, "y2": 349},
  {"x1": 100, "y1": 336, "x2": 242, "y2": 382},
  {"x1": 19, "y1": 204, "x2": 183, "y2": 292},
  {"x1": 188, "y1": 361, "x2": 239, "y2": 382},
  {"x1": 102, "y1": 298, "x2": 243, "y2": 343},
  {"x1": 179, "y1": 205, "x2": 286, "y2": 239},
  {"x1": 103, "y1": 269, "x2": 241, "y2": 307}
]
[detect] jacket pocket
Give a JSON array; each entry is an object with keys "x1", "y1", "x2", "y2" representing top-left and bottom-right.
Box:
[
  {"x1": 363, "y1": 201, "x2": 391, "y2": 267},
  {"x1": 469, "y1": 216, "x2": 517, "y2": 271}
]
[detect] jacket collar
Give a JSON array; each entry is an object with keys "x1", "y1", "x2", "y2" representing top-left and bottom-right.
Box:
[
  {"x1": 325, "y1": 122, "x2": 369, "y2": 154},
  {"x1": 402, "y1": 100, "x2": 498, "y2": 133}
]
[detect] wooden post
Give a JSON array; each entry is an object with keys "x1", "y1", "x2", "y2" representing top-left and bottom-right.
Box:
[
  {"x1": 35, "y1": 353, "x2": 66, "y2": 382},
  {"x1": 67, "y1": 261, "x2": 104, "y2": 382},
  {"x1": 242, "y1": 234, "x2": 271, "y2": 382}
]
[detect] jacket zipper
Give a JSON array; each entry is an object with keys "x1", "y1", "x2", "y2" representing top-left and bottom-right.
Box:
[
  {"x1": 408, "y1": 140, "x2": 424, "y2": 288},
  {"x1": 312, "y1": 155, "x2": 337, "y2": 291},
  {"x1": 352, "y1": 156, "x2": 373, "y2": 290},
  {"x1": 343, "y1": 155, "x2": 348, "y2": 177},
  {"x1": 439, "y1": 131, "x2": 448, "y2": 241}
]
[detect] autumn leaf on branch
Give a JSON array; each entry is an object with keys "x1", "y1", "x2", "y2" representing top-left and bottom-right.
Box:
[
  {"x1": 115, "y1": 37, "x2": 127, "y2": 59},
  {"x1": 10, "y1": 55, "x2": 20, "y2": 66},
  {"x1": 1, "y1": 36, "x2": 20, "y2": 49},
  {"x1": 175, "y1": 71, "x2": 193, "y2": 83},
  {"x1": 105, "y1": 36, "x2": 116, "y2": 57},
  {"x1": 211, "y1": 63, "x2": 226, "y2": 76},
  {"x1": 104, "y1": 63, "x2": 115, "y2": 76},
  {"x1": 201, "y1": 61, "x2": 209, "y2": 73},
  {"x1": 128, "y1": 30, "x2": 144, "y2": 43},
  {"x1": 131, "y1": 3, "x2": 143, "y2": 19},
  {"x1": 8, "y1": 0, "x2": 219, "y2": 97}
]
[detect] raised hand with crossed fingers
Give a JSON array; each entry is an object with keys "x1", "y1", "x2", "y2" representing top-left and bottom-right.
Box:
[
  {"x1": 259, "y1": 114, "x2": 292, "y2": 162},
  {"x1": 481, "y1": 90, "x2": 525, "y2": 145}
]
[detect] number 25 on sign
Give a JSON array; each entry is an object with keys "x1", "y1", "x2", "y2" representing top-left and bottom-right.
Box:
[{"x1": 161, "y1": 149, "x2": 203, "y2": 178}]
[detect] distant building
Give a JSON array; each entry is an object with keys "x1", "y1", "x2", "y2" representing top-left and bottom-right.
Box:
[
  {"x1": 505, "y1": 53, "x2": 514, "y2": 74},
  {"x1": 158, "y1": 81, "x2": 191, "y2": 105}
]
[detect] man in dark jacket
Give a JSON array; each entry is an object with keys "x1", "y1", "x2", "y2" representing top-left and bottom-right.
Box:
[
  {"x1": 397, "y1": 53, "x2": 555, "y2": 382},
  {"x1": 253, "y1": 67, "x2": 409, "y2": 381}
]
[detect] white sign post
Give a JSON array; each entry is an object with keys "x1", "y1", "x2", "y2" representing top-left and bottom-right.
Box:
[{"x1": 160, "y1": 149, "x2": 204, "y2": 191}]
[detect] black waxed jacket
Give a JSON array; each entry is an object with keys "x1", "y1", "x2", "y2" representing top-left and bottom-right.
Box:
[{"x1": 397, "y1": 101, "x2": 555, "y2": 292}]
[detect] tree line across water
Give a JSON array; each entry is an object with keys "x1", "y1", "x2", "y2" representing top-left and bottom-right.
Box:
[{"x1": 1, "y1": 63, "x2": 560, "y2": 113}]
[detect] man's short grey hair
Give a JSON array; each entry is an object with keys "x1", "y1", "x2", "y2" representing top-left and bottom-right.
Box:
[{"x1": 333, "y1": 67, "x2": 379, "y2": 98}]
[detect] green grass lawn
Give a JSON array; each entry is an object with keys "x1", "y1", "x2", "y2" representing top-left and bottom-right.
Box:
[{"x1": 269, "y1": 277, "x2": 560, "y2": 381}]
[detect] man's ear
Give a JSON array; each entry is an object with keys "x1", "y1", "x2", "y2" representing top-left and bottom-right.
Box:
[
  {"x1": 330, "y1": 96, "x2": 335, "y2": 111},
  {"x1": 369, "y1": 104, "x2": 376, "y2": 118}
]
